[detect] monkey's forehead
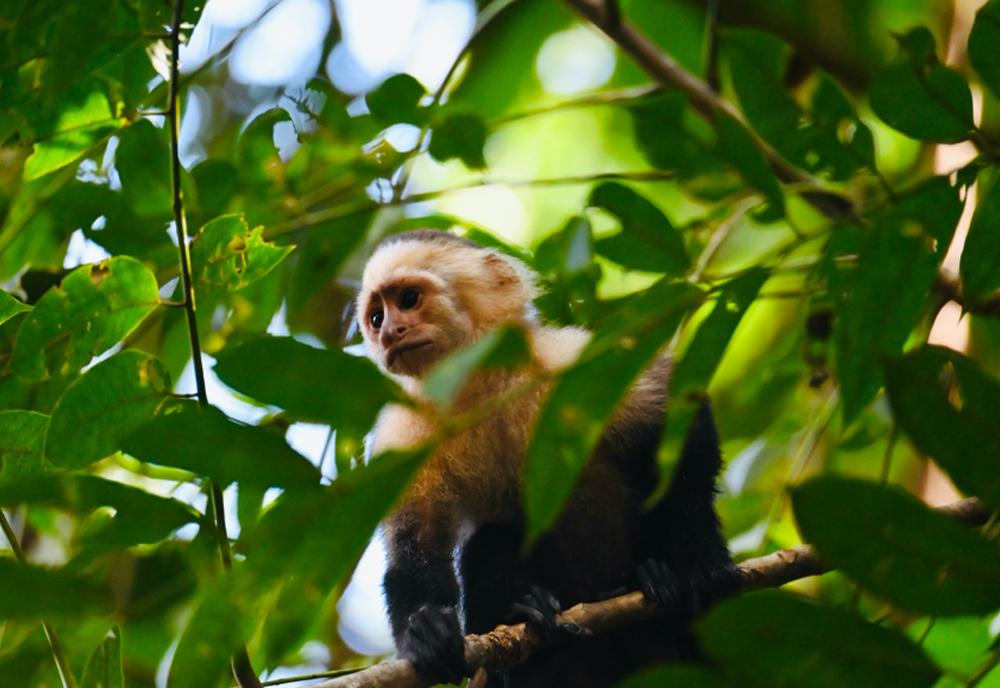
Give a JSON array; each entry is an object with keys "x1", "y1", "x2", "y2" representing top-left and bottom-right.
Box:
[{"x1": 360, "y1": 239, "x2": 483, "y2": 294}]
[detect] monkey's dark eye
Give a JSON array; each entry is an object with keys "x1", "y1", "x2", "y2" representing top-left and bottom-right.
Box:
[
  {"x1": 399, "y1": 288, "x2": 420, "y2": 310},
  {"x1": 370, "y1": 309, "x2": 384, "y2": 329}
]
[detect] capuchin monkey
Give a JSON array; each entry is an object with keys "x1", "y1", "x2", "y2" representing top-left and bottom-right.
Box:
[{"x1": 357, "y1": 230, "x2": 738, "y2": 687}]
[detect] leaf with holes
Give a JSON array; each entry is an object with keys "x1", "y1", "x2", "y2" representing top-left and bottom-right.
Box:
[
  {"x1": 10, "y1": 257, "x2": 159, "y2": 381},
  {"x1": 190, "y1": 214, "x2": 294, "y2": 294}
]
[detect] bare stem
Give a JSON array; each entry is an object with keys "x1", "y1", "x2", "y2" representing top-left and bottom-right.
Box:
[
  {"x1": 166, "y1": 1, "x2": 259, "y2": 685},
  {"x1": 0, "y1": 511, "x2": 78, "y2": 688}
]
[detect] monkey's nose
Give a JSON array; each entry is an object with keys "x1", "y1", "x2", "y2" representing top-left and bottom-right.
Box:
[{"x1": 380, "y1": 325, "x2": 408, "y2": 347}]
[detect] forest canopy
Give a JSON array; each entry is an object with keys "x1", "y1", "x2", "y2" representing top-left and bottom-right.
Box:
[{"x1": 1, "y1": 0, "x2": 1000, "y2": 686}]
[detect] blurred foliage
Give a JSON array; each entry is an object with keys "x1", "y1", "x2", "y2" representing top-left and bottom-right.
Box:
[{"x1": 1, "y1": 0, "x2": 1000, "y2": 686}]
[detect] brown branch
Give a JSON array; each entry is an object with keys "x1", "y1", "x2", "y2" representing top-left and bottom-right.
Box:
[
  {"x1": 307, "y1": 497, "x2": 989, "y2": 688},
  {"x1": 934, "y1": 270, "x2": 1000, "y2": 318},
  {"x1": 560, "y1": 0, "x2": 856, "y2": 221}
]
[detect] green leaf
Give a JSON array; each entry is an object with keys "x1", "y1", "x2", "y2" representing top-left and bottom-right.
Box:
[
  {"x1": 715, "y1": 114, "x2": 784, "y2": 221},
  {"x1": 0, "y1": 558, "x2": 111, "y2": 619},
  {"x1": 190, "y1": 214, "x2": 294, "y2": 293},
  {"x1": 969, "y1": 0, "x2": 1000, "y2": 98},
  {"x1": 884, "y1": 346, "x2": 1000, "y2": 509},
  {"x1": 448, "y1": 0, "x2": 574, "y2": 117},
  {"x1": 213, "y1": 336, "x2": 399, "y2": 437},
  {"x1": 629, "y1": 93, "x2": 731, "y2": 195},
  {"x1": 46, "y1": 350, "x2": 177, "y2": 469},
  {"x1": 241, "y1": 447, "x2": 428, "y2": 591},
  {"x1": 428, "y1": 112, "x2": 488, "y2": 168},
  {"x1": 191, "y1": 160, "x2": 240, "y2": 216},
  {"x1": 870, "y1": 29, "x2": 973, "y2": 143},
  {"x1": 0, "y1": 411, "x2": 50, "y2": 481},
  {"x1": 423, "y1": 326, "x2": 533, "y2": 406},
  {"x1": 523, "y1": 281, "x2": 702, "y2": 544},
  {"x1": 618, "y1": 664, "x2": 732, "y2": 688},
  {"x1": 260, "y1": 576, "x2": 329, "y2": 667},
  {"x1": 810, "y1": 74, "x2": 876, "y2": 175},
  {"x1": 589, "y1": 182, "x2": 690, "y2": 275},
  {"x1": 122, "y1": 402, "x2": 321, "y2": 490},
  {"x1": 831, "y1": 178, "x2": 962, "y2": 422},
  {"x1": 237, "y1": 108, "x2": 291, "y2": 189},
  {"x1": 168, "y1": 580, "x2": 253, "y2": 688},
  {"x1": 0, "y1": 475, "x2": 198, "y2": 549},
  {"x1": 698, "y1": 590, "x2": 940, "y2": 688},
  {"x1": 23, "y1": 90, "x2": 124, "y2": 181},
  {"x1": 724, "y1": 30, "x2": 802, "y2": 164},
  {"x1": 0, "y1": 291, "x2": 30, "y2": 327},
  {"x1": 81, "y1": 626, "x2": 123, "y2": 688},
  {"x1": 658, "y1": 269, "x2": 768, "y2": 485},
  {"x1": 367, "y1": 73, "x2": 426, "y2": 124},
  {"x1": 793, "y1": 477, "x2": 1000, "y2": 615},
  {"x1": 10, "y1": 257, "x2": 159, "y2": 381},
  {"x1": 288, "y1": 210, "x2": 374, "y2": 313},
  {"x1": 115, "y1": 119, "x2": 172, "y2": 220},
  {"x1": 533, "y1": 216, "x2": 602, "y2": 325},
  {"x1": 960, "y1": 170, "x2": 1000, "y2": 304}
]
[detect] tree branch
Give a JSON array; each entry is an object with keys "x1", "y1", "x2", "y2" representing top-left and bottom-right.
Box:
[
  {"x1": 305, "y1": 497, "x2": 989, "y2": 688},
  {"x1": 166, "y1": 2, "x2": 260, "y2": 685},
  {"x1": 560, "y1": 0, "x2": 857, "y2": 221}
]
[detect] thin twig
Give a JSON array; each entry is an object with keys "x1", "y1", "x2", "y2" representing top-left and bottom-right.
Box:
[
  {"x1": 166, "y1": 2, "x2": 260, "y2": 686},
  {"x1": 307, "y1": 498, "x2": 990, "y2": 688},
  {"x1": 267, "y1": 170, "x2": 677, "y2": 239},
  {"x1": 492, "y1": 84, "x2": 661, "y2": 126},
  {"x1": 0, "y1": 512, "x2": 78, "y2": 688},
  {"x1": 389, "y1": 0, "x2": 521, "y2": 202},
  {"x1": 560, "y1": 0, "x2": 856, "y2": 222}
]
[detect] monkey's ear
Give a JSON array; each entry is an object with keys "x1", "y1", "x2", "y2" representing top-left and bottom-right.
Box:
[{"x1": 483, "y1": 253, "x2": 519, "y2": 288}]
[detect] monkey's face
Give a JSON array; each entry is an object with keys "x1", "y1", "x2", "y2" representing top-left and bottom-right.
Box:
[{"x1": 360, "y1": 275, "x2": 475, "y2": 378}]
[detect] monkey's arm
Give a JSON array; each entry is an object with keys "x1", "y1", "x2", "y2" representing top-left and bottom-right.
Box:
[
  {"x1": 383, "y1": 504, "x2": 467, "y2": 685},
  {"x1": 636, "y1": 402, "x2": 741, "y2": 611}
]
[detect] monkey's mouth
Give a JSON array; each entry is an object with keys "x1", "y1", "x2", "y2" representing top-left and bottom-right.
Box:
[{"x1": 386, "y1": 340, "x2": 434, "y2": 369}]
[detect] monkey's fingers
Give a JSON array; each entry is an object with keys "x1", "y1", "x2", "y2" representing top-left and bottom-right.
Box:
[
  {"x1": 404, "y1": 606, "x2": 466, "y2": 685},
  {"x1": 638, "y1": 558, "x2": 691, "y2": 613}
]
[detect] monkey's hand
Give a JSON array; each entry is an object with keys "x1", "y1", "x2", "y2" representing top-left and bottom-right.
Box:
[
  {"x1": 637, "y1": 559, "x2": 700, "y2": 617},
  {"x1": 398, "y1": 605, "x2": 467, "y2": 685},
  {"x1": 507, "y1": 585, "x2": 592, "y2": 643},
  {"x1": 638, "y1": 560, "x2": 743, "y2": 616}
]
